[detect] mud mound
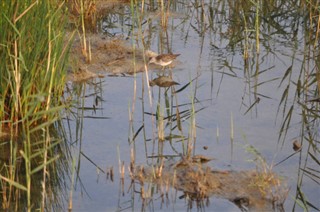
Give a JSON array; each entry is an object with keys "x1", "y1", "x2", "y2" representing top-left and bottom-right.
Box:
[
  {"x1": 67, "y1": 34, "x2": 149, "y2": 81},
  {"x1": 132, "y1": 156, "x2": 288, "y2": 211}
]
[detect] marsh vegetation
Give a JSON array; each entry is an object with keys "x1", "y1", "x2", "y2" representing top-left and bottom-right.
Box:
[{"x1": 0, "y1": 0, "x2": 319, "y2": 211}]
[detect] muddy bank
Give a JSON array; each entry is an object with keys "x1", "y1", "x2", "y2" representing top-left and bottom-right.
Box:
[
  {"x1": 132, "y1": 156, "x2": 288, "y2": 211},
  {"x1": 67, "y1": 34, "x2": 149, "y2": 81}
]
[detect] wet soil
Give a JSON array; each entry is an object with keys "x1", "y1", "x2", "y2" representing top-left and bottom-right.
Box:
[
  {"x1": 67, "y1": 34, "x2": 147, "y2": 81},
  {"x1": 133, "y1": 155, "x2": 288, "y2": 211}
]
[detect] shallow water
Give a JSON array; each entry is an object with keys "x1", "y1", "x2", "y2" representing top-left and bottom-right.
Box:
[{"x1": 66, "y1": 1, "x2": 319, "y2": 211}]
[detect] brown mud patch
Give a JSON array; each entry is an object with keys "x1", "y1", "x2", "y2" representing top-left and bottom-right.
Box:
[
  {"x1": 67, "y1": 33, "x2": 177, "y2": 82},
  {"x1": 67, "y1": 34, "x2": 150, "y2": 82},
  {"x1": 132, "y1": 155, "x2": 288, "y2": 211}
]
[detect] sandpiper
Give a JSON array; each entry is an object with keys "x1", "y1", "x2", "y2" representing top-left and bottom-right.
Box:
[{"x1": 149, "y1": 53, "x2": 180, "y2": 67}]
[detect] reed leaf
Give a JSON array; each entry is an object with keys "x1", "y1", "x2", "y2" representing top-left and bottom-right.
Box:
[
  {"x1": 31, "y1": 155, "x2": 60, "y2": 175},
  {"x1": 0, "y1": 175, "x2": 28, "y2": 191}
]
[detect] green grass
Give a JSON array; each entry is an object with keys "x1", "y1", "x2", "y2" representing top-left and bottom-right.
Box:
[{"x1": 0, "y1": 0, "x2": 71, "y2": 211}]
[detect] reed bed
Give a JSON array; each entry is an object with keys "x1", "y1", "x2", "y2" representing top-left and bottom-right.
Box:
[{"x1": 0, "y1": 0, "x2": 71, "y2": 211}]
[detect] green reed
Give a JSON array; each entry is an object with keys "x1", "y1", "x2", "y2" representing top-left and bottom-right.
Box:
[
  {"x1": 0, "y1": 0, "x2": 69, "y2": 130},
  {"x1": 0, "y1": 0, "x2": 71, "y2": 211}
]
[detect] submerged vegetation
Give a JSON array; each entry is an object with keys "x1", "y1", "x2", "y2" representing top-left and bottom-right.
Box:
[{"x1": 0, "y1": 0, "x2": 319, "y2": 211}]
